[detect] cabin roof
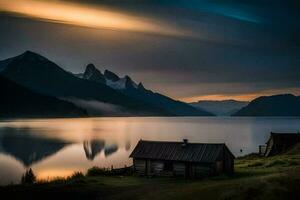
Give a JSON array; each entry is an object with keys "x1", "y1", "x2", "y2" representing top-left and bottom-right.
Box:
[
  {"x1": 130, "y1": 140, "x2": 235, "y2": 163},
  {"x1": 267, "y1": 132, "x2": 300, "y2": 145}
]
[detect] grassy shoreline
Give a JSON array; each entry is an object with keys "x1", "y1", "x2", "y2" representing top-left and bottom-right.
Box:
[{"x1": 1, "y1": 145, "x2": 300, "y2": 200}]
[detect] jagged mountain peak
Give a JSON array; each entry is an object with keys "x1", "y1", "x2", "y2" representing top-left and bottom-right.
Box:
[
  {"x1": 124, "y1": 75, "x2": 131, "y2": 80},
  {"x1": 124, "y1": 75, "x2": 134, "y2": 84},
  {"x1": 85, "y1": 63, "x2": 97, "y2": 71},
  {"x1": 0, "y1": 51, "x2": 214, "y2": 116},
  {"x1": 124, "y1": 75, "x2": 138, "y2": 89},
  {"x1": 81, "y1": 66, "x2": 139, "y2": 90},
  {"x1": 0, "y1": 51, "x2": 171, "y2": 116},
  {"x1": 104, "y1": 70, "x2": 120, "y2": 81},
  {"x1": 84, "y1": 63, "x2": 100, "y2": 76},
  {"x1": 138, "y1": 82, "x2": 146, "y2": 90},
  {"x1": 83, "y1": 63, "x2": 105, "y2": 83}
]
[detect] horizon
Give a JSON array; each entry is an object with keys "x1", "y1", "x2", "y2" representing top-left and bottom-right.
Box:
[
  {"x1": 1, "y1": 49, "x2": 300, "y2": 103},
  {"x1": 2, "y1": 50, "x2": 300, "y2": 103}
]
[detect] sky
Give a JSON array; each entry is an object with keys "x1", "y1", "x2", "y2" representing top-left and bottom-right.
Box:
[{"x1": 0, "y1": 0, "x2": 300, "y2": 102}]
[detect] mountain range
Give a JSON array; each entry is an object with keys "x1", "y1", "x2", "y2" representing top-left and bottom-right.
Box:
[
  {"x1": 0, "y1": 51, "x2": 212, "y2": 117},
  {"x1": 1, "y1": 51, "x2": 299, "y2": 118},
  {"x1": 232, "y1": 94, "x2": 300, "y2": 116},
  {"x1": 75, "y1": 63, "x2": 213, "y2": 116},
  {"x1": 190, "y1": 100, "x2": 249, "y2": 116}
]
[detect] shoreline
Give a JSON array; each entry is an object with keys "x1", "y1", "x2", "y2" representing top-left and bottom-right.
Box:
[{"x1": 1, "y1": 146, "x2": 300, "y2": 199}]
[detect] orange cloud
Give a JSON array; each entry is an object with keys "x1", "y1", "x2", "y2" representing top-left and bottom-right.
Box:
[{"x1": 0, "y1": 0, "x2": 192, "y2": 37}]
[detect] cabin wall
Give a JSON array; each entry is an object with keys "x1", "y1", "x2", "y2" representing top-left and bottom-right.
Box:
[
  {"x1": 173, "y1": 163, "x2": 185, "y2": 176},
  {"x1": 265, "y1": 135, "x2": 300, "y2": 157},
  {"x1": 133, "y1": 158, "x2": 232, "y2": 177},
  {"x1": 223, "y1": 150, "x2": 234, "y2": 173},
  {"x1": 213, "y1": 147, "x2": 234, "y2": 174},
  {"x1": 133, "y1": 158, "x2": 146, "y2": 175},
  {"x1": 192, "y1": 163, "x2": 212, "y2": 177},
  {"x1": 133, "y1": 159, "x2": 172, "y2": 176},
  {"x1": 150, "y1": 160, "x2": 164, "y2": 174},
  {"x1": 215, "y1": 161, "x2": 223, "y2": 173},
  {"x1": 259, "y1": 145, "x2": 267, "y2": 156},
  {"x1": 133, "y1": 159, "x2": 213, "y2": 178},
  {"x1": 150, "y1": 160, "x2": 173, "y2": 176},
  {"x1": 265, "y1": 138, "x2": 274, "y2": 156}
]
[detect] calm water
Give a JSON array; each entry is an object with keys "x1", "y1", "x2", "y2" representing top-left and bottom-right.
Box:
[{"x1": 0, "y1": 117, "x2": 300, "y2": 185}]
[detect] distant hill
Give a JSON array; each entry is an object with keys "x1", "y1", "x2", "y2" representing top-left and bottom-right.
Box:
[
  {"x1": 190, "y1": 100, "x2": 248, "y2": 116},
  {"x1": 76, "y1": 63, "x2": 213, "y2": 116},
  {"x1": 0, "y1": 76, "x2": 87, "y2": 118},
  {"x1": 232, "y1": 94, "x2": 300, "y2": 116}
]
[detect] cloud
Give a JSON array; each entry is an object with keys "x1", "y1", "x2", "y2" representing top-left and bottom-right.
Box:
[
  {"x1": 65, "y1": 98, "x2": 130, "y2": 116},
  {"x1": 0, "y1": 0, "x2": 193, "y2": 37},
  {"x1": 0, "y1": 0, "x2": 300, "y2": 101}
]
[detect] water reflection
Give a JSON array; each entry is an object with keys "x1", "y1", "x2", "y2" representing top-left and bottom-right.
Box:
[
  {"x1": 0, "y1": 117, "x2": 299, "y2": 185},
  {"x1": 83, "y1": 140, "x2": 105, "y2": 160},
  {"x1": 0, "y1": 128, "x2": 70, "y2": 166},
  {"x1": 104, "y1": 144, "x2": 118, "y2": 157},
  {"x1": 125, "y1": 140, "x2": 131, "y2": 151},
  {"x1": 0, "y1": 131, "x2": 121, "y2": 165},
  {"x1": 0, "y1": 126, "x2": 121, "y2": 185}
]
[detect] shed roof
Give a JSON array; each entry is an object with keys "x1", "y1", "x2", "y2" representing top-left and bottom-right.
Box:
[
  {"x1": 130, "y1": 140, "x2": 234, "y2": 163},
  {"x1": 267, "y1": 132, "x2": 300, "y2": 145},
  {"x1": 265, "y1": 132, "x2": 300, "y2": 156}
]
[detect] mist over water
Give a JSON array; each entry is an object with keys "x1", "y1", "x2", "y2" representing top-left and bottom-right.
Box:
[{"x1": 0, "y1": 117, "x2": 300, "y2": 185}]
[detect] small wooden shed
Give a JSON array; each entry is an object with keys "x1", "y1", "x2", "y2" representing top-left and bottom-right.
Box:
[
  {"x1": 130, "y1": 139, "x2": 235, "y2": 178},
  {"x1": 264, "y1": 132, "x2": 300, "y2": 157}
]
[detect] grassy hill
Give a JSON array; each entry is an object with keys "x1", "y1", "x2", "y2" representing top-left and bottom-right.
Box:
[{"x1": 1, "y1": 144, "x2": 300, "y2": 200}]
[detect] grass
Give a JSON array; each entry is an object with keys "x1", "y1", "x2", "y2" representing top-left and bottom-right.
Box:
[{"x1": 1, "y1": 144, "x2": 300, "y2": 200}]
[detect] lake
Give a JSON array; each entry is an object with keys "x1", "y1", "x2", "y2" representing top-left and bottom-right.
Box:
[{"x1": 0, "y1": 117, "x2": 300, "y2": 185}]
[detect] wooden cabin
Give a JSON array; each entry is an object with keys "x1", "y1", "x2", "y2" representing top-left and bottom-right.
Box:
[
  {"x1": 263, "y1": 132, "x2": 300, "y2": 157},
  {"x1": 130, "y1": 139, "x2": 235, "y2": 178}
]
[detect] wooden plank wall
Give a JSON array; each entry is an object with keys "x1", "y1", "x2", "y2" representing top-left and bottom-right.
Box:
[
  {"x1": 150, "y1": 161, "x2": 164, "y2": 174},
  {"x1": 194, "y1": 164, "x2": 211, "y2": 177},
  {"x1": 133, "y1": 159, "x2": 219, "y2": 178},
  {"x1": 133, "y1": 159, "x2": 146, "y2": 175},
  {"x1": 173, "y1": 163, "x2": 185, "y2": 176}
]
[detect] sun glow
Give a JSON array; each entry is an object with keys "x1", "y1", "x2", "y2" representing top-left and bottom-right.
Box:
[
  {"x1": 181, "y1": 88, "x2": 300, "y2": 102},
  {"x1": 0, "y1": 0, "x2": 190, "y2": 37}
]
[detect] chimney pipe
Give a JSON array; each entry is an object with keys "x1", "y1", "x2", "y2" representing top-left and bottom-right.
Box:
[{"x1": 182, "y1": 139, "x2": 188, "y2": 147}]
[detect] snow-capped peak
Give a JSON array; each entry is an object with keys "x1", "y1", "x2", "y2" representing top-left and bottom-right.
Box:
[
  {"x1": 79, "y1": 65, "x2": 141, "y2": 90},
  {"x1": 104, "y1": 70, "x2": 120, "y2": 81},
  {"x1": 105, "y1": 74, "x2": 138, "y2": 90},
  {"x1": 105, "y1": 77, "x2": 127, "y2": 90}
]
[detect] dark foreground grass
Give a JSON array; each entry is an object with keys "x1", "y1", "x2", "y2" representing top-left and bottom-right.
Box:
[{"x1": 1, "y1": 144, "x2": 300, "y2": 200}]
